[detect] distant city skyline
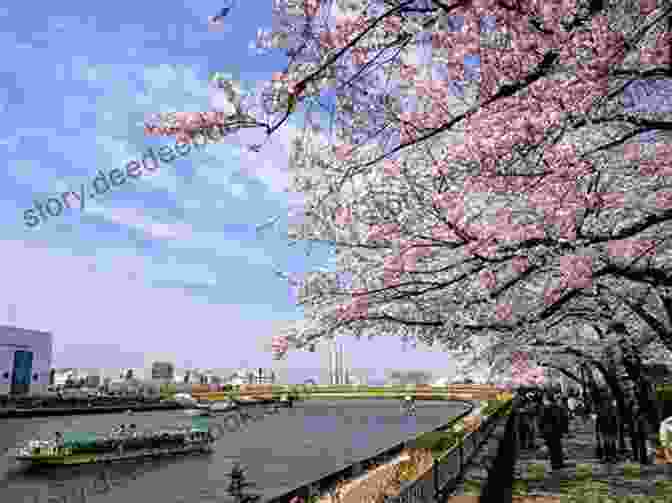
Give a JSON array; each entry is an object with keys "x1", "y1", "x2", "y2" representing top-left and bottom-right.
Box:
[{"x1": 42, "y1": 328, "x2": 458, "y2": 384}]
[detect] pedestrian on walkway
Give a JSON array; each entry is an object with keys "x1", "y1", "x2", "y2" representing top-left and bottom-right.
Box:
[
  {"x1": 631, "y1": 402, "x2": 652, "y2": 464},
  {"x1": 539, "y1": 394, "x2": 565, "y2": 470},
  {"x1": 598, "y1": 399, "x2": 619, "y2": 462},
  {"x1": 518, "y1": 398, "x2": 535, "y2": 450},
  {"x1": 567, "y1": 395, "x2": 577, "y2": 421}
]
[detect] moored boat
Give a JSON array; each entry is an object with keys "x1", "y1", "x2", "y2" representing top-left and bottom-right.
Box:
[{"x1": 10, "y1": 420, "x2": 214, "y2": 466}]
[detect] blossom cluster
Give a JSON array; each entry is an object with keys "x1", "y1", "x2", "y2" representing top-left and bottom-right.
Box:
[{"x1": 149, "y1": 0, "x2": 672, "y2": 356}]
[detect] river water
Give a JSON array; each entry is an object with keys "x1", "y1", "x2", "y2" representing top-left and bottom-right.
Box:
[{"x1": 0, "y1": 399, "x2": 470, "y2": 503}]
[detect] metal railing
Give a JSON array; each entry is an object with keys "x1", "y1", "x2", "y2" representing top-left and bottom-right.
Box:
[
  {"x1": 384, "y1": 400, "x2": 511, "y2": 503},
  {"x1": 479, "y1": 396, "x2": 520, "y2": 503}
]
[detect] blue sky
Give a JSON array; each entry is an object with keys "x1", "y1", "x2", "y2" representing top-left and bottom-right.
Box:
[
  {"x1": 0, "y1": 1, "x2": 464, "y2": 383},
  {"x1": 3, "y1": 2, "x2": 663, "y2": 383}
]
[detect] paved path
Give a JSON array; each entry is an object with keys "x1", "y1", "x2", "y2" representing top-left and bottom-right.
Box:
[
  {"x1": 447, "y1": 415, "x2": 672, "y2": 501},
  {"x1": 515, "y1": 417, "x2": 671, "y2": 499}
]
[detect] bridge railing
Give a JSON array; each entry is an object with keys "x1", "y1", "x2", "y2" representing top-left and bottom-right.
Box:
[{"x1": 384, "y1": 397, "x2": 512, "y2": 503}]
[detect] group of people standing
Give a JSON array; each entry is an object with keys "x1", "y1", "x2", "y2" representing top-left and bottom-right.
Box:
[
  {"x1": 516, "y1": 388, "x2": 655, "y2": 470},
  {"x1": 518, "y1": 390, "x2": 570, "y2": 470}
]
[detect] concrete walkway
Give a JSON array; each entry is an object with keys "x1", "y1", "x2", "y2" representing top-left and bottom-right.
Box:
[
  {"x1": 515, "y1": 416, "x2": 671, "y2": 499},
  {"x1": 446, "y1": 415, "x2": 672, "y2": 502}
]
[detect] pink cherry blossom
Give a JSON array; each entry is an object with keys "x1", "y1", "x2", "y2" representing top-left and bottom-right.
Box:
[
  {"x1": 624, "y1": 143, "x2": 641, "y2": 161},
  {"x1": 511, "y1": 256, "x2": 529, "y2": 274},
  {"x1": 382, "y1": 160, "x2": 401, "y2": 176},
  {"x1": 336, "y1": 289, "x2": 369, "y2": 320},
  {"x1": 334, "y1": 144, "x2": 354, "y2": 161},
  {"x1": 544, "y1": 286, "x2": 564, "y2": 306},
  {"x1": 383, "y1": 15, "x2": 402, "y2": 32},
  {"x1": 639, "y1": 0, "x2": 658, "y2": 15},
  {"x1": 656, "y1": 191, "x2": 672, "y2": 209},
  {"x1": 399, "y1": 64, "x2": 417, "y2": 82},
  {"x1": 607, "y1": 239, "x2": 657, "y2": 260},
  {"x1": 560, "y1": 255, "x2": 593, "y2": 289},
  {"x1": 480, "y1": 270, "x2": 497, "y2": 290},
  {"x1": 431, "y1": 224, "x2": 460, "y2": 242},
  {"x1": 366, "y1": 223, "x2": 400, "y2": 242},
  {"x1": 495, "y1": 303, "x2": 514, "y2": 321},
  {"x1": 592, "y1": 192, "x2": 626, "y2": 209},
  {"x1": 303, "y1": 0, "x2": 319, "y2": 18},
  {"x1": 335, "y1": 206, "x2": 353, "y2": 226},
  {"x1": 432, "y1": 159, "x2": 451, "y2": 177},
  {"x1": 640, "y1": 33, "x2": 672, "y2": 65}
]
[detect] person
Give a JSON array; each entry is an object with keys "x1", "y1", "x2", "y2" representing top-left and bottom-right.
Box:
[
  {"x1": 567, "y1": 395, "x2": 577, "y2": 421},
  {"x1": 660, "y1": 416, "x2": 672, "y2": 463},
  {"x1": 519, "y1": 398, "x2": 536, "y2": 450},
  {"x1": 539, "y1": 393, "x2": 565, "y2": 470},
  {"x1": 631, "y1": 402, "x2": 651, "y2": 464},
  {"x1": 402, "y1": 395, "x2": 416, "y2": 415},
  {"x1": 598, "y1": 399, "x2": 619, "y2": 462}
]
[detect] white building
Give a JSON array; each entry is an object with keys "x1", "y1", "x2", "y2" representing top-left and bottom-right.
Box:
[{"x1": 0, "y1": 325, "x2": 53, "y2": 396}]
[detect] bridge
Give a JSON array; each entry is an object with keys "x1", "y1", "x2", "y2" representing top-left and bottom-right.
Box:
[{"x1": 190, "y1": 384, "x2": 508, "y2": 403}]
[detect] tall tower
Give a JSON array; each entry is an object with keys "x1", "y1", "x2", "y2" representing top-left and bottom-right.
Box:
[
  {"x1": 334, "y1": 342, "x2": 339, "y2": 385},
  {"x1": 337, "y1": 342, "x2": 343, "y2": 385},
  {"x1": 329, "y1": 340, "x2": 335, "y2": 385}
]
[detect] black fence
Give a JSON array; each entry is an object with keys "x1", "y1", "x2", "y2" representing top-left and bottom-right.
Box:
[
  {"x1": 479, "y1": 395, "x2": 520, "y2": 503},
  {"x1": 383, "y1": 399, "x2": 511, "y2": 503}
]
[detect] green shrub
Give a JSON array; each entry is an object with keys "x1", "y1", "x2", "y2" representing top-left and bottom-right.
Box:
[
  {"x1": 512, "y1": 480, "x2": 528, "y2": 496},
  {"x1": 622, "y1": 463, "x2": 641, "y2": 479},
  {"x1": 464, "y1": 479, "x2": 482, "y2": 495},
  {"x1": 526, "y1": 463, "x2": 546, "y2": 481},
  {"x1": 575, "y1": 463, "x2": 593, "y2": 480}
]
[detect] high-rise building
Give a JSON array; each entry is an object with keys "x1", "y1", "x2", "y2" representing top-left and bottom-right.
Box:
[
  {"x1": 253, "y1": 368, "x2": 275, "y2": 384},
  {"x1": 0, "y1": 325, "x2": 53, "y2": 396},
  {"x1": 328, "y1": 341, "x2": 348, "y2": 384}
]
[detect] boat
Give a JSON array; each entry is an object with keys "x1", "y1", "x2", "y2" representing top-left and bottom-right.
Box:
[
  {"x1": 10, "y1": 420, "x2": 214, "y2": 466},
  {"x1": 207, "y1": 399, "x2": 238, "y2": 412},
  {"x1": 187, "y1": 399, "x2": 237, "y2": 416},
  {"x1": 173, "y1": 393, "x2": 198, "y2": 408},
  {"x1": 184, "y1": 408, "x2": 212, "y2": 417}
]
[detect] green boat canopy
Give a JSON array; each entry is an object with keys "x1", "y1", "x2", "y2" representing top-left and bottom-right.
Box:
[
  {"x1": 61, "y1": 432, "x2": 101, "y2": 448},
  {"x1": 190, "y1": 417, "x2": 210, "y2": 433}
]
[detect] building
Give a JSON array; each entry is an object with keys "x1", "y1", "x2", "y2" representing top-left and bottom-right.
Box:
[
  {"x1": 226, "y1": 370, "x2": 248, "y2": 385},
  {"x1": 151, "y1": 361, "x2": 175, "y2": 380},
  {"x1": 251, "y1": 368, "x2": 275, "y2": 384},
  {"x1": 327, "y1": 341, "x2": 348, "y2": 384},
  {"x1": 0, "y1": 325, "x2": 53, "y2": 396}
]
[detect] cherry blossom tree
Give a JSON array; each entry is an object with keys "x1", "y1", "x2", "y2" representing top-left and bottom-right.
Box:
[{"x1": 146, "y1": 0, "x2": 672, "y2": 359}]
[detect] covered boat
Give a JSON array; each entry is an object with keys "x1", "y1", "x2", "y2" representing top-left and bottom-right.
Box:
[{"x1": 11, "y1": 419, "x2": 214, "y2": 465}]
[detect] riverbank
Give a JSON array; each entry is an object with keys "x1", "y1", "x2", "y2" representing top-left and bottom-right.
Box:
[
  {"x1": 0, "y1": 401, "x2": 183, "y2": 418},
  {"x1": 0, "y1": 397, "x2": 289, "y2": 418}
]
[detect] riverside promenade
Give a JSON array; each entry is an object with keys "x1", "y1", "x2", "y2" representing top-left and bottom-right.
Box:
[{"x1": 447, "y1": 415, "x2": 672, "y2": 502}]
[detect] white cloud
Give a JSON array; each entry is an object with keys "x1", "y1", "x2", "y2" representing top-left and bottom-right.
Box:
[
  {"x1": 0, "y1": 240, "x2": 283, "y2": 369},
  {"x1": 86, "y1": 205, "x2": 194, "y2": 240}
]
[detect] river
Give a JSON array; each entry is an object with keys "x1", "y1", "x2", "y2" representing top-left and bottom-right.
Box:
[{"x1": 0, "y1": 399, "x2": 470, "y2": 503}]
